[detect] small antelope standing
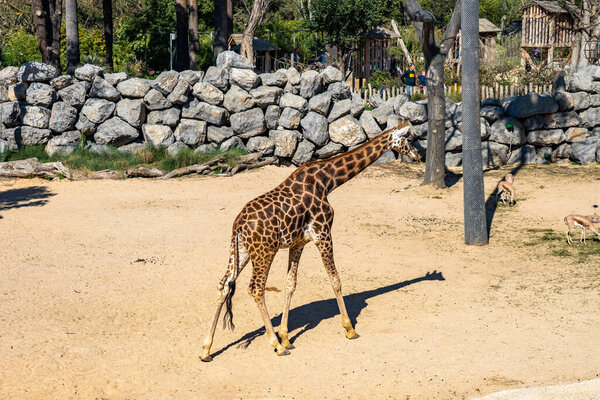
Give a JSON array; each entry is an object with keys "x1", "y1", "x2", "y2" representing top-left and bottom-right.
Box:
[
  {"x1": 564, "y1": 214, "x2": 600, "y2": 244},
  {"x1": 497, "y1": 173, "x2": 515, "y2": 206}
]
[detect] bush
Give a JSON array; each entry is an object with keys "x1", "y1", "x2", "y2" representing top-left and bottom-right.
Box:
[{"x1": 0, "y1": 27, "x2": 41, "y2": 67}]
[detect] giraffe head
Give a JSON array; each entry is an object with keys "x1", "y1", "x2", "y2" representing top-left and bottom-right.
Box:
[{"x1": 390, "y1": 120, "x2": 420, "y2": 162}]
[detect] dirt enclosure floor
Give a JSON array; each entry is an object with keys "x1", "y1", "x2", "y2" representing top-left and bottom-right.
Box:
[{"x1": 1, "y1": 162, "x2": 600, "y2": 399}]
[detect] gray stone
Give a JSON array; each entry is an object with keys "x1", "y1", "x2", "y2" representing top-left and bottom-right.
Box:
[
  {"x1": 286, "y1": 67, "x2": 301, "y2": 86},
  {"x1": 84, "y1": 143, "x2": 112, "y2": 155},
  {"x1": 216, "y1": 51, "x2": 255, "y2": 70},
  {"x1": 0, "y1": 139, "x2": 12, "y2": 153},
  {"x1": 203, "y1": 66, "x2": 229, "y2": 91},
  {"x1": 386, "y1": 114, "x2": 401, "y2": 131},
  {"x1": 81, "y1": 98, "x2": 115, "y2": 124},
  {"x1": 445, "y1": 152, "x2": 462, "y2": 167},
  {"x1": 18, "y1": 61, "x2": 58, "y2": 82},
  {"x1": 144, "y1": 88, "x2": 172, "y2": 110},
  {"x1": 590, "y1": 94, "x2": 600, "y2": 107},
  {"x1": 166, "y1": 81, "x2": 191, "y2": 105},
  {"x1": 95, "y1": 116, "x2": 140, "y2": 146},
  {"x1": 45, "y1": 131, "x2": 81, "y2": 156},
  {"x1": 21, "y1": 105, "x2": 51, "y2": 128},
  {"x1": 8, "y1": 82, "x2": 28, "y2": 101},
  {"x1": 0, "y1": 102, "x2": 22, "y2": 127},
  {"x1": 49, "y1": 102, "x2": 77, "y2": 133},
  {"x1": 299, "y1": 70, "x2": 322, "y2": 98},
  {"x1": 569, "y1": 91, "x2": 590, "y2": 111},
  {"x1": 489, "y1": 117, "x2": 526, "y2": 145},
  {"x1": 280, "y1": 93, "x2": 308, "y2": 113},
  {"x1": 117, "y1": 78, "x2": 151, "y2": 98},
  {"x1": 89, "y1": 76, "x2": 120, "y2": 101},
  {"x1": 482, "y1": 141, "x2": 509, "y2": 166},
  {"x1": 570, "y1": 137, "x2": 599, "y2": 164},
  {"x1": 315, "y1": 141, "x2": 343, "y2": 158},
  {"x1": 260, "y1": 70, "x2": 288, "y2": 87},
  {"x1": 179, "y1": 70, "x2": 204, "y2": 87},
  {"x1": 8, "y1": 126, "x2": 52, "y2": 145},
  {"x1": 569, "y1": 70, "x2": 594, "y2": 92},
  {"x1": 371, "y1": 104, "x2": 394, "y2": 126},
  {"x1": 350, "y1": 94, "x2": 364, "y2": 118},
  {"x1": 230, "y1": 68, "x2": 260, "y2": 91},
  {"x1": 25, "y1": 82, "x2": 57, "y2": 107},
  {"x1": 223, "y1": 85, "x2": 254, "y2": 113},
  {"x1": 390, "y1": 94, "x2": 410, "y2": 114},
  {"x1": 292, "y1": 140, "x2": 315, "y2": 165},
  {"x1": 195, "y1": 143, "x2": 217, "y2": 154},
  {"x1": 230, "y1": 108, "x2": 265, "y2": 138},
  {"x1": 309, "y1": 92, "x2": 332, "y2": 116},
  {"x1": 506, "y1": 145, "x2": 537, "y2": 164},
  {"x1": 398, "y1": 101, "x2": 428, "y2": 124},
  {"x1": 246, "y1": 136, "x2": 275, "y2": 154},
  {"x1": 553, "y1": 143, "x2": 571, "y2": 159},
  {"x1": 142, "y1": 124, "x2": 175, "y2": 147},
  {"x1": 250, "y1": 86, "x2": 283, "y2": 108},
  {"x1": 0, "y1": 66, "x2": 19, "y2": 85},
  {"x1": 553, "y1": 91, "x2": 574, "y2": 111},
  {"x1": 75, "y1": 113, "x2": 97, "y2": 136},
  {"x1": 329, "y1": 116, "x2": 366, "y2": 147},
  {"x1": 412, "y1": 122, "x2": 428, "y2": 139},
  {"x1": 321, "y1": 66, "x2": 343, "y2": 84},
  {"x1": 284, "y1": 81, "x2": 298, "y2": 95},
  {"x1": 279, "y1": 107, "x2": 301, "y2": 129},
  {"x1": 327, "y1": 81, "x2": 351, "y2": 101},
  {"x1": 445, "y1": 102, "x2": 461, "y2": 127},
  {"x1": 480, "y1": 105, "x2": 504, "y2": 122},
  {"x1": 74, "y1": 64, "x2": 103, "y2": 82},
  {"x1": 174, "y1": 119, "x2": 206, "y2": 146},
  {"x1": 536, "y1": 146, "x2": 554, "y2": 164},
  {"x1": 116, "y1": 99, "x2": 146, "y2": 128},
  {"x1": 265, "y1": 105, "x2": 281, "y2": 130},
  {"x1": 580, "y1": 107, "x2": 600, "y2": 128},
  {"x1": 359, "y1": 110, "x2": 382, "y2": 139},
  {"x1": 328, "y1": 99, "x2": 351, "y2": 123},
  {"x1": 524, "y1": 111, "x2": 580, "y2": 130},
  {"x1": 147, "y1": 108, "x2": 180, "y2": 127},
  {"x1": 527, "y1": 129, "x2": 567, "y2": 146},
  {"x1": 480, "y1": 118, "x2": 491, "y2": 140},
  {"x1": 0, "y1": 86, "x2": 8, "y2": 103},
  {"x1": 207, "y1": 125, "x2": 234, "y2": 144},
  {"x1": 374, "y1": 150, "x2": 397, "y2": 165},
  {"x1": 445, "y1": 127, "x2": 462, "y2": 151},
  {"x1": 506, "y1": 93, "x2": 558, "y2": 118},
  {"x1": 300, "y1": 111, "x2": 329, "y2": 146},
  {"x1": 368, "y1": 94, "x2": 385, "y2": 109},
  {"x1": 50, "y1": 75, "x2": 73, "y2": 90},
  {"x1": 220, "y1": 136, "x2": 246, "y2": 152},
  {"x1": 104, "y1": 72, "x2": 128, "y2": 87},
  {"x1": 118, "y1": 142, "x2": 145, "y2": 154},
  {"x1": 166, "y1": 141, "x2": 188, "y2": 156},
  {"x1": 152, "y1": 70, "x2": 179, "y2": 95},
  {"x1": 269, "y1": 129, "x2": 299, "y2": 157},
  {"x1": 58, "y1": 82, "x2": 87, "y2": 107},
  {"x1": 566, "y1": 127, "x2": 589, "y2": 142}
]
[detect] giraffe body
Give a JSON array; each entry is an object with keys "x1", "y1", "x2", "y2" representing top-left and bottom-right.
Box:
[{"x1": 201, "y1": 121, "x2": 419, "y2": 361}]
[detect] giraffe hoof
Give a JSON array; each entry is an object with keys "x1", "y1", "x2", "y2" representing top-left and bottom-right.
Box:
[
  {"x1": 200, "y1": 354, "x2": 213, "y2": 362},
  {"x1": 276, "y1": 348, "x2": 291, "y2": 356},
  {"x1": 284, "y1": 343, "x2": 295, "y2": 350},
  {"x1": 346, "y1": 331, "x2": 360, "y2": 340}
]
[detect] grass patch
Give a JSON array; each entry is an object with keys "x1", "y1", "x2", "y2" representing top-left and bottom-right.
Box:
[
  {"x1": 0, "y1": 144, "x2": 248, "y2": 174},
  {"x1": 520, "y1": 227, "x2": 600, "y2": 264}
]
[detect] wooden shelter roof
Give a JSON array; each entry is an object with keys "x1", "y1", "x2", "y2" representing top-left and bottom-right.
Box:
[
  {"x1": 228, "y1": 35, "x2": 280, "y2": 51},
  {"x1": 521, "y1": 0, "x2": 573, "y2": 14},
  {"x1": 365, "y1": 27, "x2": 400, "y2": 39},
  {"x1": 479, "y1": 18, "x2": 501, "y2": 34}
]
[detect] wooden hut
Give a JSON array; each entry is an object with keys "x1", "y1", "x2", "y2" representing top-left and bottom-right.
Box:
[
  {"x1": 353, "y1": 27, "x2": 400, "y2": 86},
  {"x1": 520, "y1": 0, "x2": 574, "y2": 66},
  {"x1": 447, "y1": 18, "x2": 501, "y2": 69},
  {"x1": 228, "y1": 34, "x2": 280, "y2": 73}
]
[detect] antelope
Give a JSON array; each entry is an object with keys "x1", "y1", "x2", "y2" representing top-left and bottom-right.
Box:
[
  {"x1": 497, "y1": 174, "x2": 515, "y2": 206},
  {"x1": 564, "y1": 214, "x2": 600, "y2": 245}
]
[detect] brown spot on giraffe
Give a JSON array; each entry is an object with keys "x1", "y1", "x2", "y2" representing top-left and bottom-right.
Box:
[{"x1": 200, "y1": 120, "x2": 419, "y2": 362}]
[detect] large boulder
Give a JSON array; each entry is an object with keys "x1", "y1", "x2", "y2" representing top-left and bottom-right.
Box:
[
  {"x1": 553, "y1": 91, "x2": 574, "y2": 111},
  {"x1": 445, "y1": 101, "x2": 462, "y2": 127},
  {"x1": 166, "y1": 141, "x2": 189, "y2": 156},
  {"x1": 523, "y1": 111, "x2": 581, "y2": 131},
  {"x1": 75, "y1": 113, "x2": 97, "y2": 136},
  {"x1": 444, "y1": 152, "x2": 462, "y2": 167},
  {"x1": 482, "y1": 141, "x2": 509, "y2": 166},
  {"x1": 265, "y1": 105, "x2": 281, "y2": 130},
  {"x1": 309, "y1": 92, "x2": 332, "y2": 116},
  {"x1": 246, "y1": 136, "x2": 275, "y2": 154},
  {"x1": 8, "y1": 82, "x2": 28, "y2": 102},
  {"x1": 390, "y1": 94, "x2": 410, "y2": 114},
  {"x1": 371, "y1": 103, "x2": 395, "y2": 125},
  {"x1": 95, "y1": 116, "x2": 139, "y2": 146},
  {"x1": 89, "y1": 76, "x2": 120, "y2": 101},
  {"x1": 553, "y1": 143, "x2": 571, "y2": 159},
  {"x1": 81, "y1": 98, "x2": 115, "y2": 124},
  {"x1": 489, "y1": 117, "x2": 525, "y2": 145},
  {"x1": 445, "y1": 127, "x2": 462, "y2": 151},
  {"x1": 0, "y1": 102, "x2": 22, "y2": 127},
  {"x1": 25, "y1": 83, "x2": 57, "y2": 107},
  {"x1": 220, "y1": 136, "x2": 246, "y2": 152},
  {"x1": 203, "y1": 66, "x2": 229, "y2": 91},
  {"x1": 278, "y1": 107, "x2": 301, "y2": 129},
  {"x1": 207, "y1": 126, "x2": 234, "y2": 144},
  {"x1": 21, "y1": 105, "x2": 51, "y2": 128},
  {"x1": 527, "y1": 129, "x2": 567, "y2": 146},
  {"x1": 152, "y1": 71, "x2": 179, "y2": 95},
  {"x1": 142, "y1": 124, "x2": 175, "y2": 147},
  {"x1": 571, "y1": 92, "x2": 591, "y2": 111},
  {"x1": 58, "y1": 82, "x2": 87, "y2": 107},
  {"x1": 269, "y1": 129, "x2": 300, "y2": 157},
  {"x1": 0, "y1": 85, "x2": 8, "y2": 103},
  {"x1": 7, "y1": 126, "x2": 52, "y2": 145},
  {"x1": 315, "y1": 141, "x2": 344, "y2": 158},
  {"x1": 216, "y1": 51, "x2": 255, "y2": 70},
  {"x1": 179, "y1": 70, "x2": 204, "y2": 86},
  {"x1": 359, "y1": 110, "x2": 382, "y2": 139},
  {"x1": 579, "y1": 107, "x2": 600, "y2": 128},
  {"x1": 18, "y1": 61, "x2": 58, "y2": 82},
  {"x1": 45, "y1": 131, "x2": 81, "y2": 156},
  {"x1": 565, "y1": 127, "x2": 589, "y2": 143},
  {"x1": 144, "y1": 88, "x2": 172, "y2": 110},
  {"x1": 299, "y1": 70, "x2": 322, "y2": 98},
  {"x1": 49, "y1": 102, "x2": 78, "y2": 133},
  {"x1": 300, "y1": 111, "x2": 329, "y2": 146},
  {"x1": 480, "y1": 105, "x2": 504, "y2": 122},
  {"x1": 74, "y1": 64, "x2": 103, "y2": 82},
  {"x1": 329, "y1": 116, "x2": 366, "y2": 147},
  {"x1": 505, "y1": 93, "x2": 558, "y2": 118},
  {"x1": 321, "y1": 66, "x2": 343, "y2": 84},
  {"x1": 223, "y1": 85, "x2": 255, "y2": 113},
  {"x1": 398, "y1": 101, "x2": 428, "y2": 124},
  {"x1": 192, "y1": 81, "x2": 224, "y2": 105},
  {"x1": 570, "y1": 137, "x2": 599, "y2": 164},
  {"x1": 115, "y1": 98, "x2": 146, "y2": 128},
  {"x1": 174, "y1": 119, "x2": 206, "y2": 146},
  {"x1": 182, "y1": 99, "x2": 228, "y2": 125},
  {"x1": 166, "y1": 81, "x2": 191, "y2": 105},
  {"x1": 117, "y1": 78, "x2": 152, "y2": 98},
  {"x1": 260, "y1": 70, "x2": 288, "y2": 87},
  {"x1": 569, "y1": 70, "x2": 596, "y2": 92},
  {"x1": 280, "y1": 93, "x2": 308, "y2": 113},
  {"x1": 0, "y1": 66, "x2": 19, "y2": 85},
  {"x1": 230, "y1": 68, "x2": 260, "y2": 91},
  {"x1": 292, "y1": 140, "x2": 316, "y2": 165},
  {"x1": 327, "y1": 81, "x2": 351, "y2": 101},
  {"x1": 147, "y1": 108, "x2": 181, "y2": 127},
  {"x1": 104, "y1": 72, "x2": 128, "y2": 87},
  {"x1": 250, "y1": 86, "x2": 283, "y2": 108},
  {"x1": 286, "y1": 67, "x2": 301, "y2": 86},
  {"x1": 327, "y1": 99, "x2": 351, "y2": 123},
  {"x1": 230, "y1": 108, "x2": 265, "y2": 138}
]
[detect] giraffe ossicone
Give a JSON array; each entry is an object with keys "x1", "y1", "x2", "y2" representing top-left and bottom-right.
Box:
[{"x1": 200, "y1": 120, "x2": 419, "y2": 362}]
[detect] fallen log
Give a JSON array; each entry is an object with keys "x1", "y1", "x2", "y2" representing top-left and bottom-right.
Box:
[
  {"x1": 92, "y1": 169, "x2": 123, "y2": 179},
  {"x1": 160, "y1": 154, "x2": 226, "y2": 179},
  {"x1": 231, "y1": 156, "x2": 278, "y2": 175},
  {"x1": 0, "y1": 158, "x2": 72, "y2": 179},
  {"x1": 125, "y1": 167, "x2": 164, "y2": 178}
]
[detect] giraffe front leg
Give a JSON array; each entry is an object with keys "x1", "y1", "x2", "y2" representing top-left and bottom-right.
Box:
[
  {"x1": 200, "y1": 285, "x2": 230, "y2": 362},
  {"x1": 278, "y1": 246, "x2": 304, "y2": 350},
  {"x1": 315, "y1": 234, "x2": 359, "y2": 340}
]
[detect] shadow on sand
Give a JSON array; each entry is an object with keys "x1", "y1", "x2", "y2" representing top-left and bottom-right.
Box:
[
  {"x1": 211, "y1": 270, "x2": 445, "y2": 359},
  {"x1": 0, "y1": 185, "x2": 55, "y2": 219}
]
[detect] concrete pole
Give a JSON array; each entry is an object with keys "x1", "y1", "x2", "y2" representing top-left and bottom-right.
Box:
[{"x1": 461, "y1": 0, "x2": 488, "y2": 245}]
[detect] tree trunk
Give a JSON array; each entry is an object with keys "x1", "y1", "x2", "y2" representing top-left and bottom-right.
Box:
[
  {"x1": 189, "y1": 0, "x2": 199, "y2": 70},
  {"x1": 65, "y1": 0, "x2": 80, "y2": 74},
  {"x1": 32, "y1": 0, "x2": 62, "y2": 72},
  {"x1": 213, "y1": 0, "x2": 231, "y2": 59},
  {"x1": 240, "y1": 0, "x2": 269, "y2": 64},
  {"x1": 176, "y1": 0, "x2": 190, "y2": 70},
  {"x1": 102, "y1": 0, "x2": 114, "y2": 71}
]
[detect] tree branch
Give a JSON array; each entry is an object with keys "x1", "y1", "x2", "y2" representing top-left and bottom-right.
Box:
[{"x1": 439, "y1": 0, "x2": 462, "y2": 56}]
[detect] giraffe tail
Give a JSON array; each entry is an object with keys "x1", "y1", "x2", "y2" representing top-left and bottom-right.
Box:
[{"x1": 222, "y1": 230, "x2": 240, "y2": 331}]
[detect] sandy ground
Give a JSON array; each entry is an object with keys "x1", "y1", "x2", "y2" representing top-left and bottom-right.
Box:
[{"x1": 1, "y1": 162, "x2": 599, "y2": 400}]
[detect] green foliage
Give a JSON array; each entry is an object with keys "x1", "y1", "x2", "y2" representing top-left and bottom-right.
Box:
[{"x1": 0, "y1": 27, "x2": 41, "y2": 67}]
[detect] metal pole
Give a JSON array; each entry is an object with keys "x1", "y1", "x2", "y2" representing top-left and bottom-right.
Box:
[
  {"x1": 461, "y1": 0, "x2": 488, "y2": 245},
  {"x1": 170, "y1": 33, "x2": 176, "y2": 70}
]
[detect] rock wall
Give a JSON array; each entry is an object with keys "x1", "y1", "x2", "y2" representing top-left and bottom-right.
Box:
[{"x1": 1, "y1": 53, "x2": 599, "y2": 166}]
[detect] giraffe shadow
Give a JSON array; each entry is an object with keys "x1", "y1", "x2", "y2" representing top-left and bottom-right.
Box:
[{"x1": 211, "y1": 270, "x2": 445, "y2": 359}]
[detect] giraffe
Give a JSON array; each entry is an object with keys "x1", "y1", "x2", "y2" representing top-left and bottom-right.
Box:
[{"x1": 200, "y1": 120, "x2": 420, "y2": 362}]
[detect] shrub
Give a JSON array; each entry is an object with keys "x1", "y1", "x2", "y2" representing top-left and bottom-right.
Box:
[{"x1": 0, "y1": 27, "x2": 41, "y2": 67}]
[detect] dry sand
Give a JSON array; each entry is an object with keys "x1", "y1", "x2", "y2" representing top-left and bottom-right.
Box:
[{"x1": 0, "y1": 162, "x2": 599, "y2": 399}]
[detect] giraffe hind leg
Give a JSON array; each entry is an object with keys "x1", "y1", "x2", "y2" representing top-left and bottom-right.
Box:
[{"x1": 278, "y1": 245, "x2": 304, "y2": 350}]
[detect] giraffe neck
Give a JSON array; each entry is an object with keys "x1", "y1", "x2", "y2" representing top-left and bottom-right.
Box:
[{"x1": 318, "y1": 130, "x2": 395, "y2": 194}]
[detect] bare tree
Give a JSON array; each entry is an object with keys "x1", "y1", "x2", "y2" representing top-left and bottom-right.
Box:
[
  {"x1": 189, "y1": 0, "x2": 199, "y2": 70},
  {"x1": 102, "y1": 0, "x2": 113, "y2": 71},
  {"x1": 213, "y1": 0, "x2": 233, "y2": 59},
  {"x1": 404, "y1": 0, "x2": 462, "y2": 188},
  {"x1": 176, "y1": 0, "x2": 190, "y2": 70},
  {"x1": 569, "y1": 0, "x2": 600, "y2": 69},
  {"x1": 240, "y1": 0, "x2": 271, "y2": 63},
  {"x1": 65, "y1": 0, "x2": 80, "y2": 74},
  {"x1": 32, "y1": 0, "x2": 63, "y2": 72}
]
